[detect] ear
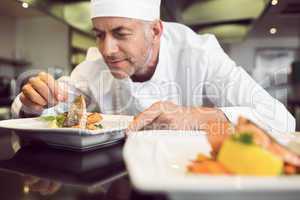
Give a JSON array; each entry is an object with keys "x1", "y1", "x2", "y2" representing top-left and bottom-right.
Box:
[{"x1": 151, "y1": 20, "x2": 163, "y2": 43}]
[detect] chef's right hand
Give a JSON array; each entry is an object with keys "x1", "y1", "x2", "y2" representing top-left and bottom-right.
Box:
[
  {"x1": 20, "y1": 72, "x2": 68, "y2": 115},
  {"x1": 23, "y1": 175, "x2": 62, "y2": 196}
]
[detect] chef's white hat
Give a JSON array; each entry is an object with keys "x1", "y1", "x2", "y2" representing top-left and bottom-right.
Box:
[{"x1": 90, "y1": 0, "x2": 161, "y2": 21}]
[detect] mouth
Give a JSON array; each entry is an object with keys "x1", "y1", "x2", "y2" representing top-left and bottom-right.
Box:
[{"x1": 106, "y1": 59, "x2": 128, "y2": 67}]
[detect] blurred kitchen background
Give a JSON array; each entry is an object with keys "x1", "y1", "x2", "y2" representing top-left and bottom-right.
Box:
[{"x1": 0, "y1": 0, "x2": 299, "y2": 129}]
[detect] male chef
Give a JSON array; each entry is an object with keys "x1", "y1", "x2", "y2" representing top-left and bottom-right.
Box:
[{"x1": 11, "y1": 0, "x2": 295, "y2": 135}]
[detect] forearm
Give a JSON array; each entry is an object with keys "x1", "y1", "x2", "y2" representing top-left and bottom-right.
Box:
[{"x1": 220, "y1": 105, "x2": 295, "y2": 134}]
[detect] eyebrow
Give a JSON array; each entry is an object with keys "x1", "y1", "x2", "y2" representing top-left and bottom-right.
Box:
[{"x1": 92, "y1": 26, "x2": 133, "y2": 33}]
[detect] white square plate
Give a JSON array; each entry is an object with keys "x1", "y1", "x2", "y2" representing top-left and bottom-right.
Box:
[
  {"x1": 123, "y1": 130, "x2": 300, "y2": 193},
  {"x1": 0, "y1": 115, "x2": 133, "y2": 151}
]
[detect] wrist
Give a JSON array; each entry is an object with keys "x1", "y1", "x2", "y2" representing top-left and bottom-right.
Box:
[
  {"x1": 191, "y1": 107, "x2": 229, "y2": 130},
  {"x1": 20, "y1": 106, "x2": 42, "y2": 118}
]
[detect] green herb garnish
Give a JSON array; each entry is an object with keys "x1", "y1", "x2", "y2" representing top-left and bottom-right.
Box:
[
  {"x1": 232, "y1": 132, "x2": 253, "y2": 145},
  {"x1": 94, "y1": 124, "x2": 103, "y2": 129},
  {"x1": 40, "y1": 115, "x2": 56, "y2": 121},
  {"x1": 40, "y1": 114, "x2": 66, "y2": 128},
  {"x1": 55, "y1": 114, "x2": 66, "y2": 127}
]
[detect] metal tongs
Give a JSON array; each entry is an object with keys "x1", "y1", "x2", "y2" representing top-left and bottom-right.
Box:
[{"x1": 63, "y1": 95, "x2": 87, "y2": 129}]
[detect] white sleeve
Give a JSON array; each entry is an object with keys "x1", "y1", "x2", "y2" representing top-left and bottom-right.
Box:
[
  {"x1": 203, "y1": 35, "x2": 295, "y2": 135},
  {"x1": 11, "y1": 93, "x2": 23, "y2": 118}
]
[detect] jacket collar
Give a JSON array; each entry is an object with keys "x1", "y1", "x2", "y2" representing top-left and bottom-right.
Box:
[{"x1": 148, "y1": 34, "x2": 171, "y2": 84}]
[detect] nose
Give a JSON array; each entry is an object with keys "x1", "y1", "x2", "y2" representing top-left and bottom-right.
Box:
[{"x1": 101, "y1": 35, "x2": 119, "y2": 57}]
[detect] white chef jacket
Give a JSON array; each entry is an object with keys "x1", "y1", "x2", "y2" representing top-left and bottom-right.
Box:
[{"x1": 11, "y1": 22, "x2": 295, "y2": 137}]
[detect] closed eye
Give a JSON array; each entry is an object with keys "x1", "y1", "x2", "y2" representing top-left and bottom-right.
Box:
[
  {"x1": 93, "y1": 28, "x2": 105, "y2": 39},
  {"x1": 114, "y1": 32, "x2": 131, "y2": 38}
]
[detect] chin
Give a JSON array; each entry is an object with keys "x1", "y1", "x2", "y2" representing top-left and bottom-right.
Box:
[{"x1": 111, "y1": 71, "x2": 129, "y2": 79}]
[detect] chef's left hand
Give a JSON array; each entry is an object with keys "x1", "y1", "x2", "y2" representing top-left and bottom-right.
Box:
[{"x1": 127, "y1": 101, "x2": 228, "y2": 132}]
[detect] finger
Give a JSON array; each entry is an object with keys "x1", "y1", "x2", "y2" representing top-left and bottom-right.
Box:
[
  {"x1": 29, "y1": 77, "x2": 57, "y2": 106},
  {"x1": 45, "y1": 182, "x2": 61, "y2": 195},
  {"x1": 23, "y1": 175, "x2": 40, "y2": 186},
  {"x1": 38, "y1": 72, "x2": 67, "y2": 102},
  {"x1": 21, "y1": 84, "x2": 47, "y2": 106},
  {"x1": 143, "y1": 115, "x2": 174, "y2": 130},
  {"x1": 30, "y1": 180, "x2": 51, "y2": 193},
  {"x1": 20, "y1": 93, "x2": 39, "y2": 108},
  {"x1": 143, "y1": 122, "x2": 168, "y2": 130},
  {"x1": 127, "y1": 102, "x2": 163, "y2": 132},
  {"x1": 20, "y1": 94, "x2": 43, "y2": 114}
]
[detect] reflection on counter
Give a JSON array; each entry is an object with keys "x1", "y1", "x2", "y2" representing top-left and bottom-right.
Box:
[{"x1": 0, "y1": 135, "x2": 132, "y2": 200}]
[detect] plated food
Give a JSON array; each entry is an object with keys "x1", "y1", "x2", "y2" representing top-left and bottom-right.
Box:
[
  {"x1": 40, "y1": 95, "x2": 103, "y2": 130},
  {"x1": 188, "y1": 117, "x2": 300, "y2": 176}
]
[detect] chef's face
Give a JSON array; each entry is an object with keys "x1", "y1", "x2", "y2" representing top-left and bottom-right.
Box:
[{"x1": 92, "y1": 17, "x2": 155, "y2": 79}]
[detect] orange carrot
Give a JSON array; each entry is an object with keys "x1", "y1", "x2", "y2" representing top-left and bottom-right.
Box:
[
  {"x1": 187, "y1": 162, "x2": 210, "y2": 174},
  {"x1": 196, "y1": 153, "x2": 210, "y2": 162},
  {"x1": 188, "y1": 160, "x2": 230, "y2": 175}
]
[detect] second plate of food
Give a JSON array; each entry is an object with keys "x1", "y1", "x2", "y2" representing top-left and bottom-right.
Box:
[{"x1": 123, "y1": 117, "x2": 300, "y2": 193}]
